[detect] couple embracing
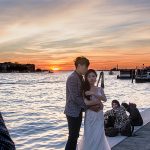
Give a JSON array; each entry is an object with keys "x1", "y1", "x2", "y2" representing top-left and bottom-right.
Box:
[{"x1": 64, "y1": 57, "x2": 111, "y2": 150}]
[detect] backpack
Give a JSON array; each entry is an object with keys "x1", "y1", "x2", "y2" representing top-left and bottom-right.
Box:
[
  {"x1": 120, "y1": 121, "x2": 134, "y2": 137},
  {"x1": 105, "y1": 115, "x2": 119, "y2": 137},
  {"x1": 105, "y1": 127, "x2": 119, "y2": 137}
]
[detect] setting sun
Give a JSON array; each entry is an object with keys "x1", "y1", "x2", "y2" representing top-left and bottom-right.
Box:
[{"x1": 51, "y1": 66, "x2": 61, "y2": 71}]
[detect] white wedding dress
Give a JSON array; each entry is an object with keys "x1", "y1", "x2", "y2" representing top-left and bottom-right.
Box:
[{"x1": 77, "y1": 87, "x2": 111, "y2": 150}]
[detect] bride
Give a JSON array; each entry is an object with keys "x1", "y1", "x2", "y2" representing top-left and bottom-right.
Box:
[{"x1": 77, "y1": 69, "x2": 111, "y2": 150}]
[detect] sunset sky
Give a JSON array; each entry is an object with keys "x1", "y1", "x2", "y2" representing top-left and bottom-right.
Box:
[{"x1": 0, "y1": 0, "x2": 150, "y2": 70}]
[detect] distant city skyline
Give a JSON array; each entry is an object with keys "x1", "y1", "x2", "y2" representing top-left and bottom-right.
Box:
[{"x1": 0, "y1": 0, "x2": 150, "y2": 70}]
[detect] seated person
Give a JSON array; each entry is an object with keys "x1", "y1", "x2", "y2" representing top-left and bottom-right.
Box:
[
  {"x1": 121, "y1": 102, "x2": 143, "y2": 126},
  {"x1": 104, "y1": 100, "x2": 132, "y2": 136}
]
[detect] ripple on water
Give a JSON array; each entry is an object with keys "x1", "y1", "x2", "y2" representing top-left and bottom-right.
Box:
[{"x1": 0, "y1": 72, "x2": 149, "y2": 150}]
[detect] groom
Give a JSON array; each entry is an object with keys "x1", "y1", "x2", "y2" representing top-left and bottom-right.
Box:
[{"x1": 64, "y1": 56, "x2": 101, "y2": 150}]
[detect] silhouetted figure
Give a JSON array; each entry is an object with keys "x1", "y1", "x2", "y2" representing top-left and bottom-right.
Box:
[
  {"x1": 0, "y1": 113, "x2": 16, "y2": 150},
  {"x1": 122, "y1": 103, "x2": 143, "y2": 126}
]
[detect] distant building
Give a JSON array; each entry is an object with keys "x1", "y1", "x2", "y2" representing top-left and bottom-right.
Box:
[{"x1": 0, "y1": 62, "x2": 35, "y2": 73}]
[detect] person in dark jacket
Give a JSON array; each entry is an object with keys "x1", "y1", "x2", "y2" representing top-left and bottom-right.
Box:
[
  {"x1": 121, "y1": 102, "x2": 143, "y2": 126},
  {"x1": 0, "y1": 112, "x2": 16, "y2": 150}
]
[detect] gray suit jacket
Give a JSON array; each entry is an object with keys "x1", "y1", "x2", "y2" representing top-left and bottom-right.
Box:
[{"x1": 64, "y1": 71, "x2": 86, "y2": 117}]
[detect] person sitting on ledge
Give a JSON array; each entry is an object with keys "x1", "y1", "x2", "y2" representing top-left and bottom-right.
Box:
[
  {"x1": 121, "y1": 102, "x2": 143, "y2": 126},
  {"x1": 104, "y1": 100, "x2": 133, "y2": 137}
]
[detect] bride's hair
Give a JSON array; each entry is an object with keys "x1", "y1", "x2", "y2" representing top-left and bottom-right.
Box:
[{"x1": 84, "y1": 69, "x2": 97, "y2": 100}]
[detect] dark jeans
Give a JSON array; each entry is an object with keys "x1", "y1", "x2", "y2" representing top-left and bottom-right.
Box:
[{"x1": 65, "y1": 111, "x2": 82, "y2": 150}]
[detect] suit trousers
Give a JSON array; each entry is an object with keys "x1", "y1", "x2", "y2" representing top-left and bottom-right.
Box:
[{"x1": 65, "y1": 111, "x2": 82, "y2": 150}]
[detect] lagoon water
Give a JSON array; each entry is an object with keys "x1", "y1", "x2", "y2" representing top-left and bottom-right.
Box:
[{"x1": 0, "y1": 71, "x2": 150, "y2": 150}]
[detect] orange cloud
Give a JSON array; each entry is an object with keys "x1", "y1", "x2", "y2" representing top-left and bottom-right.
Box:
[{"x1": 0, "y1": 0, "x2": 150, "y2": 70}]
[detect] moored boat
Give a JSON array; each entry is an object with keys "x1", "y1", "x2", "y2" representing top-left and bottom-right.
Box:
[
  {"x1": 117, "y1": 69, "x2": 135, "y2": 79},
  {"x1": 135, "y1": 67, "x2": 150, "y2": 83}
]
